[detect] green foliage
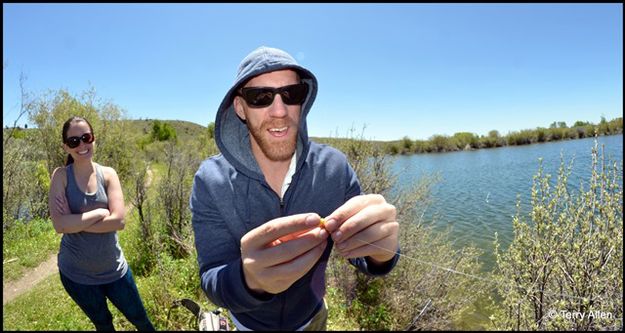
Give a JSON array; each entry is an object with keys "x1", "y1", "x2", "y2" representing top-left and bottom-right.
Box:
[
  {"x1": 35, "y1": 161, "x2": 51, "y2": 192},
  {"x1": 452, "y1": 132, "x2": 479, "y2": 150},
  {"x1": 3, "y1": 275, "x2": 96, "y2": 331},
  {"x1": 549, "y1": 121, "x2": 568, "y2": 129},
  {"x1": 413, "y1": 139, "x2": 436, "y2": 153},
  {"x1": 151, "y1": 120, "x2": 177, "y2": 142},
  {"x1": 429, "y1": 134, "x2": 457, "y2": 152},
  {"x1": 388, "y1": 144, "x2": 400, "y2": 155},
  {"x1": 507, "y1": 129, "x2": 537, "y2": 146},
  {"x1": 2, "y1": 218, "x2": 60, "y2": 283},
  {"x1": 326, "y1": 127, "x2": 486, "y2": 330},
  {"x1": 95, "y1": 102, "x2": 136, "y2": 183},
  {"x1": 123, "y1": 160, "x2": 159, "y2": 276},
  {"x1": 3, "y1": 133, "x2": 48, "y2": 226},
  {"x1": 207, "y1": 121, "x2": 215, "y2": 139},
  {"x1": 349, "y1": 276, "x2": 392, "y2": 330},
  {"x1": 27, "y1": 88, "x2": 98, "y2": 174},
  {"x1": 25, "y1": 87, "x2": 137, "y2": 196},
  {"x1": 535, "y1": 127, "x2": 548, "y2": 143},
  {"x1": 3, "y1": 138, "x2": 31, "y2": 225},
  {"x1": 325, "y1": 286, "x2": 360, "y2": 330},
  {"x1": 120, "y1": 206, "x2": 215, "y2": 330},
  {"x1": 157, "y1": 141, "x2": 202, "y2": 258},
  {"x1": 491, "y1": 141, "x2": 623, "y2": 330},
  {"x1": 384, "y1": 117, "x2": 623, "y2": 155},
  {"x1": 1, "y1": 257, "x2": 207, "y2": 331},
  {"x1": 30, "y1": 161, "x2": 52, "y2": 218},
  {"x1": 8, "y1": 127, "x2": 28, "y2": 139},
  {"x1": 5, "y1": 76, "x2": 621, "y2": 331},
  {"x1": 205, "y1": 136, "x2": 219, "y2": 158},
  {"x1": 401, "y1": 136, "x2": 414, "y2": 154},
  {"x1": 480, "y1": 130, "x2": 505, "y2": 148}
]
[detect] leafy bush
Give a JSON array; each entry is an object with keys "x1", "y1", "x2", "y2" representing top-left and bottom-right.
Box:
[
  {"x1": 491, "y1": 141, "x2": 623, "y2": 330},
  {"x1": 452, "y1": 132, "x2": 479, "y2": 150},
  {"x1": 3, "y1": 133, "x2": 48, "y2": 227},
  {"x1": 151, "y1": 120, "x2": 177, "y2": 142},
  {"x1": 157, "y1": 141, "x2": 202, "y2": 258},
  {"x1": 326, "y1": 128, "x2": 486, "y2": 330}
]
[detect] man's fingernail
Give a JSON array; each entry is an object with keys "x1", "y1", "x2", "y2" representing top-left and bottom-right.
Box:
[
  {"x1": 325, "y1": 218, "x2": 336, "y2": 229},
  {"x1": 333, "y1": 231, "x2": 342, "y2": 242}
]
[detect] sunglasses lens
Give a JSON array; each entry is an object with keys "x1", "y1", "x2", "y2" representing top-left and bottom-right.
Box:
[
  {"x1": 246, "y1": 89, "x2": 274, "y2": 108},
  {"x1": 65, "y1": 133, "x2": 93, "y2": 148},
  {"x1": 241, "y1": 83, "x2": 308, "y2": 108},
  {"x1": 66, "y1": 137, "x2": 80, "y2": 148},
  {"x1": 82, "y1": 133, "x2": 94, "y2": 144},
  {"x1": 281, "y1": 84, "x2": 308, "y2": 105}
]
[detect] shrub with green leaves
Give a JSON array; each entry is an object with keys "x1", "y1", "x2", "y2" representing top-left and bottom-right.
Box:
[
  {"x1": 151, "y1": 120, "x2": 177, "y2": 142},
  {"x1": 491, "y1": 141, "x2": 623, "y2": 330},
  {"x1": 326, "y1": 127, "x2": 486, "y2": 330}
]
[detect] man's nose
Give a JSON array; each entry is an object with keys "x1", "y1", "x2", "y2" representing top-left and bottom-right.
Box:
[{"x1": 268, "y1": 94, "x2": 288, "y2": 117}]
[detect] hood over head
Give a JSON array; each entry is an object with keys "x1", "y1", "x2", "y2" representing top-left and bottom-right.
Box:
[{"x1": 214, "y1": 46, "x2": 318, "y2": 180}]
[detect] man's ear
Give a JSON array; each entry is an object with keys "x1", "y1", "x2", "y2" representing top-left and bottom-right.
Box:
[{"x1": 233, "y1": 96, "x2": 246, "y2": 121}]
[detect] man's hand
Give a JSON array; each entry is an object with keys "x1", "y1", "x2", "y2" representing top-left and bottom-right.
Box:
[
  {"x1": 323, "y1": 194, "x2": 398, "y2": 264},
  {"x1": 240, "y1": 213, "x2": 329, "y2": 295}
]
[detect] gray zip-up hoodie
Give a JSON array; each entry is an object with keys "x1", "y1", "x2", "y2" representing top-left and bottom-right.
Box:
[{"x1": 190, "y1": 46, "x2": 400, "y2": 330}]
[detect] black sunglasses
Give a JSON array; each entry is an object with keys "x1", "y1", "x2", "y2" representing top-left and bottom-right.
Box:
[
  {"x1": 65, "y1": 132, "x2": 94, "y2": 148},
  {"x1": 238, "y1": 83, "x2": 308, "y2": 108}
]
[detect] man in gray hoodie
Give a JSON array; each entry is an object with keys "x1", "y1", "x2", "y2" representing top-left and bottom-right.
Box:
[{"x1": 190, "y1": 46, "x2": 400, "y2": 330}]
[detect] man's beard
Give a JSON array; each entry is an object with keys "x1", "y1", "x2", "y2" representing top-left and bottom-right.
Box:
[{"x1": 248, "y1": 120, "x2": 298, "y2": 162}]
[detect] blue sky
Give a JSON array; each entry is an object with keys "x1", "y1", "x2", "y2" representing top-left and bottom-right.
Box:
[{"x1": 3, "y1": 3, "x2": 623, "y2": 141}]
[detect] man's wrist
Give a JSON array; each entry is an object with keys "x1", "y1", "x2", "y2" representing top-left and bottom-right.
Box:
[
  {"x1": 241, "y1": 266, "x2": 272, "y2": 300},
  {"x1": 367, "y1": 253, "x2": 394, "y2": 266},
  {"x1": 365, "y1": 248, "x2": 400, "y2": 273}
]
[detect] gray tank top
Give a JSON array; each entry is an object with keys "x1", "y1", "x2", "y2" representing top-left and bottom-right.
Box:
[{"x1": 57, "y1": 163, "x2": 128, "y2": 285}]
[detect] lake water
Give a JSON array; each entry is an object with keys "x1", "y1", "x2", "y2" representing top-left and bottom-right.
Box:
[
  {"x1": 390, "y1": 134, "x2": 623, "y2": 328},
  {"x1": 392, "y1": 134, "x2": 622, "y2": 267}
]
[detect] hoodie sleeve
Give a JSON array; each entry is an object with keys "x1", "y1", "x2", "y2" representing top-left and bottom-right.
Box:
[
  {"x1": 190, "y1": 164, "x2": 275, "y2": 312},
  {"x1": 342, "y1": 161, "x2": 401, "y2": 276}
]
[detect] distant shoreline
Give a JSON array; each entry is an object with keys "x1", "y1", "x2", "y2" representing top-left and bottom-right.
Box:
[
  {"x1": 6, "y1": 117, "x2": 622, "y2": 157},
  {"x1": 387, "y1": 131, "x2": 624, "y2": 156}
]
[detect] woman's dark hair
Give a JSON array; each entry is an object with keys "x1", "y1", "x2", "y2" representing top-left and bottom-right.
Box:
[{"x1": 62, "y1": 116, "x2": 94, "y2": 166}]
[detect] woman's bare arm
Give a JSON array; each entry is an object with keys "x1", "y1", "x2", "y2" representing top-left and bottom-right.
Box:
[
  {"x1": 48, "y1": 167, "x2": 110, "y2": 234},
  {"x1": 82, "y1": 166, "x2": 126, "y2": 233}
]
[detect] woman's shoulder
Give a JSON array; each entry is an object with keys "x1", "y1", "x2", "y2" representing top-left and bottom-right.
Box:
[
  {"x1": 94, "y1": 163, "x2": 119, "y2": 179},
  {"x1": 50, "y1": 166, "x2": 68, "y2": 188},
  {"x1": 51, "y1": 165, "x2": 68, "y2": 179}
]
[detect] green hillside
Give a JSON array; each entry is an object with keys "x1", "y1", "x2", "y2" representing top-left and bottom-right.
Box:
[{"x1": 125, "y1": 119, "x2": 207, "y2": 143}]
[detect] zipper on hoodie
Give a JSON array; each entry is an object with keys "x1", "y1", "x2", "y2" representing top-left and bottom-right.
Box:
[
  {"x1": 264, "y1": 162, "x2": 303, "y2": 330},
  {"x1": 279, "y1": 197, "x2": 285, "y2": 216}
]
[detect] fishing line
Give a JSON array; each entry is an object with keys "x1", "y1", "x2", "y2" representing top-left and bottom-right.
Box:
[{"x1": 352, "y1": 237, "x2": 620, "y2": 304}]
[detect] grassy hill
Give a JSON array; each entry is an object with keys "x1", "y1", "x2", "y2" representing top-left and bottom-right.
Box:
[{"x1": 125, "y1": 119, "x2": 207, "y2": 143}]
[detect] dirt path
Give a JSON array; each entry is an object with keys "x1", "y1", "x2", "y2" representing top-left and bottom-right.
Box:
[
  {"x1": 3, "y1": 254, "x2": 58, "y2": 305},
  {"x1": 2, "y1": 167, "x2": 154, "y2": 306}
]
